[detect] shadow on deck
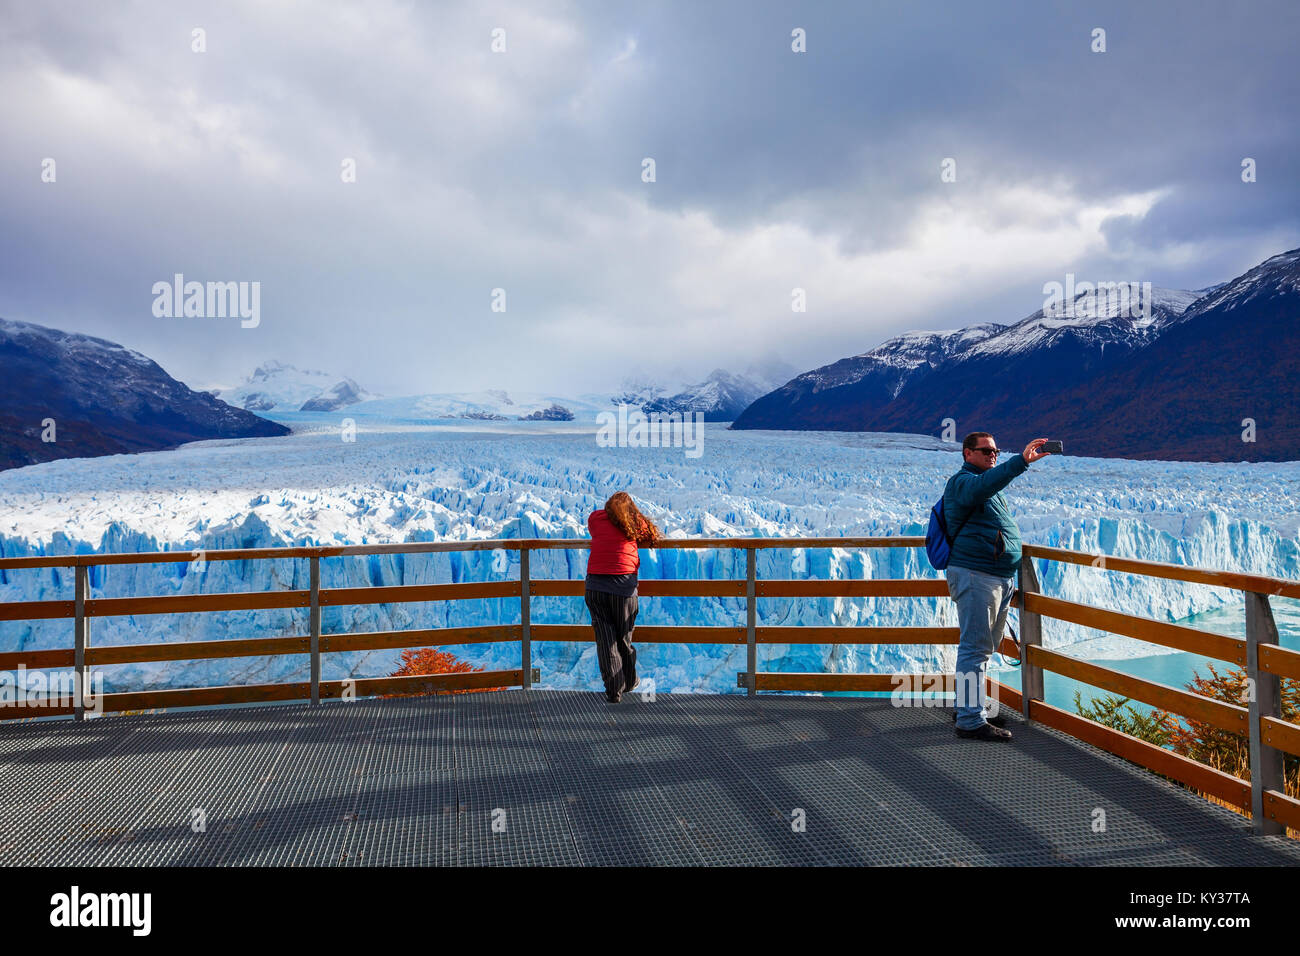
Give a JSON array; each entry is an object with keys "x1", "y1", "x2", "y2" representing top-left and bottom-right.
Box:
[{"x1": 2, "y1": 690, "x2": 1297, "y2": 867}]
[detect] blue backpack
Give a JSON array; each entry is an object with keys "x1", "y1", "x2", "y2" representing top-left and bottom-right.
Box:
[{"x1": 925, "y1": 496, "x2": 974, "y2": 570}]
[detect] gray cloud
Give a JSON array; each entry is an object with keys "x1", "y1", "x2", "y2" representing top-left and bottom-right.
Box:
[{"x1": 0, "y1": 0, "x2": 1296, "y2": 397}]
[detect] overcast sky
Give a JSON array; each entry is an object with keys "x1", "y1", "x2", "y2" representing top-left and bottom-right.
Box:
[{"x1": 1, "y1": 0, "x2": 1297, "y2": 396}]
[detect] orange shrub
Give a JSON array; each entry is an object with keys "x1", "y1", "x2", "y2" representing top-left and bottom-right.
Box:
[{"x1": 383, "y1": 647, "x2": 503, "y2": 696}]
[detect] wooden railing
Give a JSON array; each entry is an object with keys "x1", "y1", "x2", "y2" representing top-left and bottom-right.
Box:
[
  {"x1": 1015, "y1": 544, "x2": 1300, "y2": 838},
  {"x1": 0, "y1": 536, "x2": 1296, "y2": 835}
]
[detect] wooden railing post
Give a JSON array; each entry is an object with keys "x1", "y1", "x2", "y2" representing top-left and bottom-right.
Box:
[
  {"x1": 1245, "y1": 590, "x2": 1283, "y2": 835},
  {"x1": 520, "y1": 547, "x2": 532, "y2": 690},
  {"x1": 1017, "y1": 554, "x2": 1043, "y2": 721},
  {"x1": 309, "y1": 556, "x2": 321, "y2": 706},
  {"x1": 745, "y1": 547, "x2": 756, "y2": 697},
  {"x1": 74, "y1": 564, "x2": 88, "y2": 721}
]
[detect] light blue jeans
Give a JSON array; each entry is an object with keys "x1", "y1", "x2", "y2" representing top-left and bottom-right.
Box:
[{"x1": 945, "y1": 564, "x2": 1016, "y2": 730}]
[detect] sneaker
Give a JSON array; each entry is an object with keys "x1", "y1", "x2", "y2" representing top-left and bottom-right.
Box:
[
  {"x1": 955, "y1": 721, "x2": 1013, "y2": 741},
  {"x1": 604, "y1": 691, "x2": 622, "y2": 704},
  {"x1": 951, "y1": 710, "x2": 1009, "y2": 729}
]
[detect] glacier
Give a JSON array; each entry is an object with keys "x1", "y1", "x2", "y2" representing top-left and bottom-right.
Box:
[{"x1": 0, "y1": 417, "x2": 1297, "y2": 698}]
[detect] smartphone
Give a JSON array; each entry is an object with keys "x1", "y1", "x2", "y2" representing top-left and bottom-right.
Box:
[{"x1": 1041, "y1": 440, "x2": 1063, "y2": 455}]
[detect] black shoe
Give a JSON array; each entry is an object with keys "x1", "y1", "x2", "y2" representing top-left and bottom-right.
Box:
[
  {"x1": 955, "y1": 721, "x2": 1013, "y2": 741},
  {"x1": 951, "y1": 710, "x2": 1009, "y2": 729},
  {"x1": 605, "y1": 691, "x2": 622, "y2": 704}
]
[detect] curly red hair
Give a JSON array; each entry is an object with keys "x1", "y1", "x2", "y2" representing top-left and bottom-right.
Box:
[{"x1": 604, "y1": 491, "x2": 660, "y2": 545}]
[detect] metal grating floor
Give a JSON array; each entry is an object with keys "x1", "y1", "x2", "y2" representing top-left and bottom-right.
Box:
[{"x1": 2, "y1": 690, "x2": 1298, "y2": 867}]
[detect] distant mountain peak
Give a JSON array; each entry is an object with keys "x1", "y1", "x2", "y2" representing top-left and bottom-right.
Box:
[
  {"x1": 219, "y1": 360, "x2": 372, "y2": 413},
  {"x1": 1178, "y1": 247, "x2": 1300, "y2": 317},
  {"x1": 957, "y1": 284, "x2": 1199, "y2": 360},
  {"x1": 853, "y1": 323, "x2": 1007, "y2": 364},
  {"x1": 299, "y1": 378, "x2": 373, "y2": 412},
  {"x1": 618, "y1": 362, "x2": 798, "y2": 421},
  {"x1": 248, "y1": 358, "x2": 333, "y2": 383}
]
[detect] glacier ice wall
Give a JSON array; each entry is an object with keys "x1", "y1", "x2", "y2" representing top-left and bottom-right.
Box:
[{"x1": 1, "y1": 422, "x2": 1297, "y2": 695}]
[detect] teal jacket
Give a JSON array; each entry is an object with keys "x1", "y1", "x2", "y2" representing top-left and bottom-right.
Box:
[{"x1": 942, "y1": 452, "x2": 1030, "y2": 577}]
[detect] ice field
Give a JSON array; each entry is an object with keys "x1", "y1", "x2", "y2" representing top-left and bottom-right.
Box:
[{"x1": 1, "y1": 417, "x2": 1297, "y2": 695}]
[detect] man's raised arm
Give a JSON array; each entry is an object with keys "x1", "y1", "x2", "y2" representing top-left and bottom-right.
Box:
[{"x1": 950, "y1": 438, "x2": 1048, "y2": 507}]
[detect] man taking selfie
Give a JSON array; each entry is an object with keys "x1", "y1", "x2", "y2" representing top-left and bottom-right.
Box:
[{"x1": 944, "y1": 433, "x2": 1055, "y2": 740}]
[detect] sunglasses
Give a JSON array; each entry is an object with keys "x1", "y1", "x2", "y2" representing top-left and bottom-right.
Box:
[{"x1": 971, "y1": 446, "x2": 1000, "y2": 456}]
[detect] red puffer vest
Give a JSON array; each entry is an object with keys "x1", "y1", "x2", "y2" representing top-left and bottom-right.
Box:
[{"x1": 587, "y1": 509, "x2": 642, "y2": 574}]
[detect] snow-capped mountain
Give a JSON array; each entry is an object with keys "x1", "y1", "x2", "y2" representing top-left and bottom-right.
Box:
[
  {"x1": 1028, "y1": 248, "x2": 1300, "y2": 461},
  {"x1": 217, "y1": 360, "x2": 373, "y2": 413},
  {"x1": 612, "y1": 374, "x2": 695, "y2": 410},
  {"x1": 733, "y1": 276, "x2": 1208, "y2": 437},
  {"x1": 299, "y1": 378, "x2": 370, "y2": 412},
  {"x1": 619, "y1": 362, "x2": 798, "y2": 421},
  {"x1": 0, "y1": 317, "x2": 288, "y2": 471},
  {"x1": 732, "y1": 325, "x2": 1005, "y2": 430},
  {"x1": 1176, "y1": 249, "x2": 1299, "y2": 317},
  {"x1": 734, "y1": 248, "x2": 1300, "y2": 460},
  {"x1": 852, "y1": 284, "x2": 1202, "y2": 433},
  {"x1": 959, "y1": 285, "x2": 1202, "y2": 360}
]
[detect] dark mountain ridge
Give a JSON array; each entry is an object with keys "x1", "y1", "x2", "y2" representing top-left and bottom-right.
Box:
[
  {"x1": 732, "y1": 250, "x2": 1300, "y2": 461},
  {"x1": 0, "y1": 317, "x2": 289, "y2": 471}
]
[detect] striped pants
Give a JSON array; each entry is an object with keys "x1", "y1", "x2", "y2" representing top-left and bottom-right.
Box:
[{"x1": 584, "y1": 588, "x2": 639, "y2": 698}]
